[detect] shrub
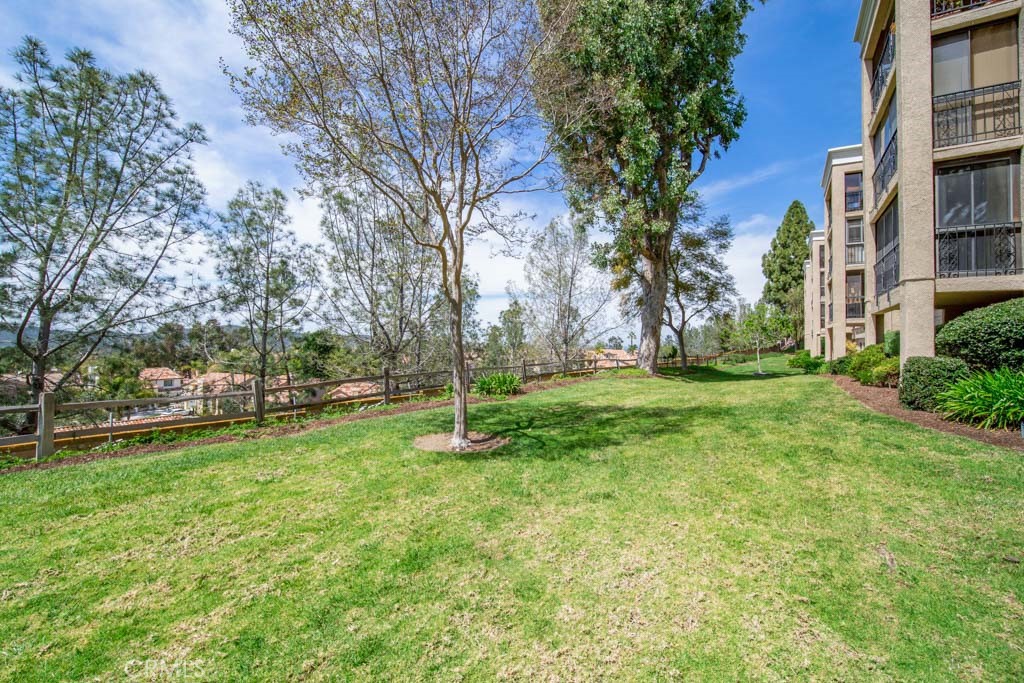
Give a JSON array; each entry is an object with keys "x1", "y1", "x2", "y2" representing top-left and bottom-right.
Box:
[
  {"x1": 867, "y1": 357, "x2": 900, "y2": 388},
  {"x1": 899, "y1": 356, "x2": 971, "y2": 411},
  {"x1": 848, "y1": 344, "x2": 886, "y2": 384},
  {"x1": 883, "y1": 331, "x2": 900, "y2": 358},
  {"x1": 473, "y1": 372, "x2": 521, "y2": 397},
  {"x1": 934, "y1": 297, "x2": 1024, "y2": 371},
  {"x1": 787, "y1": 350, "x2": 824, "y2": 375},
  {"x1": 936, "y1": 369, "x2": 1024, "y2": 430},
  {"x1": 827, "y1": 356, "x2": 854, "y2": 375}
]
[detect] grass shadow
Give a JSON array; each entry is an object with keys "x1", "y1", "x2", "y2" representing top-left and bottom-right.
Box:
[
  {"x1": 658, "y1": 365, "x2": 798, "y2": 384},
  {"x1": 417, "y1": 399, "x2": 740, "y2": 463}
]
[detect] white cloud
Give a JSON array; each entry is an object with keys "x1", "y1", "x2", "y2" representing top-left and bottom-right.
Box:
[
  {"x1": 725, "y1": 232, "x2": 770, "y2": 305},
  {"x1": 735, "y1": 213, "x2": 780, "y2": 235}
]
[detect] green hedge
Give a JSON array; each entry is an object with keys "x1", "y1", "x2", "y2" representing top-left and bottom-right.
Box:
[
  {"x1": 867, "y1": 357, "x2": 900, "y2": 388},
  {"x1": 787, "y1": 350, "x2": 824, "y2": 375},
  {"x1": 936, "y1": 369, "x2": 1024, "y2": 430},
  {"x1": 935, "y1": 297, "x2": 1024, "y2": 371},
  {"x1": 899, "y1": 356, "x2": 971, "y2": 411},
  {"x1": 883, "y1": 331, "x2": 900, "y2": 358},
  {"x1": 848, "y1": 345, "x2": 886, "y2": 384}
]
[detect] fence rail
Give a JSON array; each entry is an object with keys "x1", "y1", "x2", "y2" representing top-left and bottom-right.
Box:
[{"x1": 2, "y1": 351, "x2": 776, "y2": 463}]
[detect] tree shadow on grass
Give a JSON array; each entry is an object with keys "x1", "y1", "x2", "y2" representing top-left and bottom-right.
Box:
[
  {"x1": 657, "y1": 366, "x2": 797, "y2": 383},
  {"x1": 414, "y1": 400, "x2": 740, "y2": 462}
]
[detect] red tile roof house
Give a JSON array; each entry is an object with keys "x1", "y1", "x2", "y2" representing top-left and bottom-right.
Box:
[
  {"x1": 138, "y1": 367, "x2": 184, "y2": 395},
  {"x1": 586, "y1": 349, "x2": 633, "y2": 369}
]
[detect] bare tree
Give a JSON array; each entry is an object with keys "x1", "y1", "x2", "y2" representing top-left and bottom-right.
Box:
[
  {"x1": 0, "y1": 38, "x2": 207, "y2": 422},
  {"x1": 211, "y1": 182, "x2": 316, "y2": 387},
  {"x1": 520, "y1": 218, "x2": 612, "y2": 373},
  {"x1": 225, "y1": 0, "x2": 562, "y2": 448},
  {"x1": 317, "y1": 183, "x2": 441, "y2": 373},
  {"x1": 662, "y1": 206, "x2": 737, "y2": 368}
]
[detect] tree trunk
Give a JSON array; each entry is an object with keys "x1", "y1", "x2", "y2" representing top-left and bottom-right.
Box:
[
  {"x1": 449, "y1": 297, "x2": 470, "y2": 450},
  {"x1": 755, "y1": 343, "x2": 762, "y2": 374},
  {"x1": 677, "y1": 328, "x2": 688, "y2": 370},
  {"x1": 637, "y1": 250, "x2": 669, "y2": 374}
]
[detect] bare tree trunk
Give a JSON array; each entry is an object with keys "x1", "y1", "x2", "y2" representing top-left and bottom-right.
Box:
[
  {"x1": 449, "y1": 298, "x2": 470, "y2": 450},
  {"x1": 637, "y1": 252, "x2": 669, "y2": 374},
  {"x1": 677, "y1": 328, "x2": 688, "y2": 370}
]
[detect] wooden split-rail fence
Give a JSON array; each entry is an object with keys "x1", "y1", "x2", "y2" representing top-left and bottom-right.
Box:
[{"x1": 1, "y1": 352, "x2": 742, "y2": 463}]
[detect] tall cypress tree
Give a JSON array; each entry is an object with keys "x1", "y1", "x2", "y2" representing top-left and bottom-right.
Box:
[{"x1": 761, "y1": 201, "x2": 815, "y2": 309}]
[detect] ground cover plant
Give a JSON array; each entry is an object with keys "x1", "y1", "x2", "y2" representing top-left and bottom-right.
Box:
[
  {"x1": 1, "y1": 357, "x2": 1022, "y2": 680},
  {"x1": 936, "y1": 368, "x2": 1024, "y2": 430}
]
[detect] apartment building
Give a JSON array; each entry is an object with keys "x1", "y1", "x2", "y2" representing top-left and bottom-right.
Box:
[
  {"x1": 848, "y1": 0, "x2": 1024, "y2": 364},
  {"x1": 804, "y1": 229, "x2": 828, "y2": 356},
  {"x1": 819, "y1": 146, "x2": 868, "y2": 359}
]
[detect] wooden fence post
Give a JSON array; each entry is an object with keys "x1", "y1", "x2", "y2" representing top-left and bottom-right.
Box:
[
  {"x1": 521, "y1": 360, "x2": 528, "y2": 384},
  {"x1": 36, "y1": 392, "x2": 55, "y2": 462},
  {"x1": 252, "y1": 378, "x2": 265, "y2": 424},
  {"x1": 383, "y1": 367, "x2": 392, "y2": 405}
]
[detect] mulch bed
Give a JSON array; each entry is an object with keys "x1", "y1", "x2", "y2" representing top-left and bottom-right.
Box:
[
  {"x1": 831, "y1": 375, "x2": 1024, "y2": 452},
  {"x1": 2, "y1": 371, "x2": 643, "y2": 475}
]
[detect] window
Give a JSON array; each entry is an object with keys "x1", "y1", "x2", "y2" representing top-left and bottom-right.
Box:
[
  {"x1": 162, "y1": 379, "x2": 175, "y2": 388},
  {"x1": 874, "y1": 96, "x2": 897, "y2": 158},
  {"x1": 818, "y1": 245, "x2": 825, "y2": 264},
  {"x1": 845, "y1": 173, "x2": 863, "y2": 212},
  {"x1": 875, "y1": 199, "x2": 900, "y2": 294},
  {"x1": 936, "y1": 157, "x2": 1020, "y2": 227},
  {"x1": 846, "y1": 219, "x2": 864, "y2": 244},
  {"x1": 933, "y1": 21, "x2": 1018, "y2": 96}
]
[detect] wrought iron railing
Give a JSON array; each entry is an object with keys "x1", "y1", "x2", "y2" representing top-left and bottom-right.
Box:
[
  {"x1": 873, "y1": 132, "x2": 898, "y2": 199},
  {"x1": 876, "y1": 243, "x2": 900, "y2": 295},
  {"x1": 846, "y1": 243, "x2": 865, "y2": 266},
  {"x1": 846, "y1": 190, "x2": 863, "y2": 213},
  {"x1": 936, "y1": 222, "x2": 1022, "y2": 277},
  {"x1": 846, "y1": 297, "x2": 866, "y2": 319},
  {"x1": 871, "y1": 31, "x2": 895, "y2": 111},
  {"x1": 932, "y1": 0, "x2": 1008, "y2": 17},
  {"x1": 933, "y1": 81, "x2": 1021, "y2": 148}
]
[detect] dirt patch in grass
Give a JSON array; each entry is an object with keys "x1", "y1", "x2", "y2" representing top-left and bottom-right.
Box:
[
  {"x1": 831, "y1": 375, "x2": 1024, "y2": 452},
  {"x1": 412, "y1": 431, "x2": 510, "y2": 453}
]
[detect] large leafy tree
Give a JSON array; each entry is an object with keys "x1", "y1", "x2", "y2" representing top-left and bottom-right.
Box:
[
  {"x1": 761, "y1": 200, "x2": 815, "y2": 338},
  {"x1": 662, "y1": 205, "x2": 737, "y2": 368},
  {"x1": 537, "y1": 0, "x2": 760, "y2": 374},
  {"x1": 0, "y1": 38, "x2": 207, "y2": 414},
  {"x1": 225, "y1": 0, "x2": 553, "y2": 449}
]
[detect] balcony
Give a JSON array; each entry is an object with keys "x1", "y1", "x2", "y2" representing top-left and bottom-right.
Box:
[
  {"x1": 936, "y1": 222, "x2": 1023, "y2": 277},
  {"x1": 872, "y1": 132, "x2": 898, "y2": 200},
  {"x1": 846, "y1": 243, "x2": 865, "y2": 266},
  {"x1": 933, "y1": 81, "x2": 1021, "y2": 148},
  {"x1": 932, "y1": 0, "x2": 1010, "y2": 17},
  {"x1": 846, "y1": 297, "x2": 866, "y2": 319},
  {"x1": 871, "y1": 31, "x2": 895, "y2": 112},
  {"x1": 876, "y1": 243, "x2": 900, "y2": 295},
  {"x1": 845, "y1": 190, "x2": 863, "y2": 213},
  {"x1": 828, "y1": 303, "x2": 833, "y2": 324}
]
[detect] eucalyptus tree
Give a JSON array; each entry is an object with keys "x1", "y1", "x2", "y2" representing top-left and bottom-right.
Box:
[
  {"x1": 537, "y1": 0, "x2": 760, "y2": 374},
  {"x1": 225, "y1": 0, "x2": 560, "y2": 449},
  {"x1": 0, "y1": 38, "x2": 208, "y2": 414},
  {"x1": 662, "y1": 206, "x2": 737, "y2": 368},
  {"x1": 318, "y1": 184, "x2": 441, "y2": 373},
  {"x1": 211, "y1": 182, "x2": 316, "y2": 385}
]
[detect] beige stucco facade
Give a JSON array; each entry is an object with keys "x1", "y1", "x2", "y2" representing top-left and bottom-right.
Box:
[
  {"x1": 819, "y1": 146, "x2": 867, "y2": 360},
  {"x1": 804, "y1": 230, "x2": 828, "y2": 356},
  {"x1": 843, "y1": 0, "x2": 1024, "y2": 364}
]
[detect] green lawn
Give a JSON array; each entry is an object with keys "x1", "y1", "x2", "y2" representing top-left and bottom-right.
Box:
[{"x1": 2, "y1": 356, "x2": 1023, "y2": 681}]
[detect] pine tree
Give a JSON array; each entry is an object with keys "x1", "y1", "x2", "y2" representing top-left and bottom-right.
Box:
[{"x1": 761, "y1": 201, "x2": 815, "y2": 336}]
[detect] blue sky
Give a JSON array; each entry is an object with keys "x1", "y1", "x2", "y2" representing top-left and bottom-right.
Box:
[{"x1": 0, "y1": 0, "x2": 864, "y2": 326}]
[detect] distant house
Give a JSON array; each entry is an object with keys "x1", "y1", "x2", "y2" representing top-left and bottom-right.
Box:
[
  {"x1": 587, "y1": 348, "x2": 633, "y2": 369},
  {"x1": 139, "y1": 367, "x2": 183, "y2": 395}
]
